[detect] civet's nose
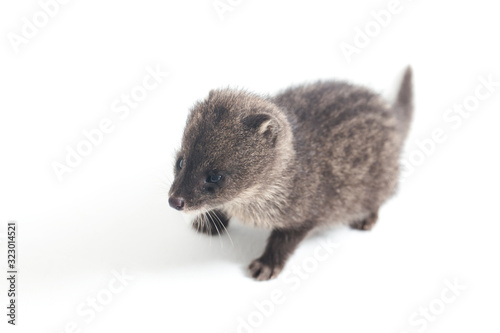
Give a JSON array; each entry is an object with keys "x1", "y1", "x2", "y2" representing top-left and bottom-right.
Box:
[{"x1": 168, "y1": 197, "x2": 185, "y2": 211}]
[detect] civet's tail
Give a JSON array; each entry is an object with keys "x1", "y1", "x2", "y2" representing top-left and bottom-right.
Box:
[{"x1": 393, "y1": 66, "x2": 413, "y2": 139}]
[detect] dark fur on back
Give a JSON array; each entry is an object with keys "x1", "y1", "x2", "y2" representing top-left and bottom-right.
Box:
[{"x1": 169, "y1": 67, "x2": 413, "y2": 280}]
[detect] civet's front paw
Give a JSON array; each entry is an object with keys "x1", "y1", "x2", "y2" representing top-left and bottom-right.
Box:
[
  {"x1": 248, "y1": 257, "x2": 283, "y2": 281},
  {"x1": 191, "y1": 210, "x2": 230, "y2": 236}
]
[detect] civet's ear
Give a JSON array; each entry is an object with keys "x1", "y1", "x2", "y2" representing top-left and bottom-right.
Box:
[{"x1": 241, "y1": 114, "x2": 279, "y2": 145}]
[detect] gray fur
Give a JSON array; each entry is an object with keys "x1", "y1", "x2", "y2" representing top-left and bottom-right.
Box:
[{"x1": 168, "y1": 67, "x2": 413, "y2": 280}]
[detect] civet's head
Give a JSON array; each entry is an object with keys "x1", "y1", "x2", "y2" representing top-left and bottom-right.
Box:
[{"x1": 168, "y1": 89, "x2": 293, "y2": 212}]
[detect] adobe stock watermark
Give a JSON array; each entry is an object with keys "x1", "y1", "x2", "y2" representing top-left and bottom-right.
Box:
[
  {"x1": 213, "y1": 0, "x2": 244, "y2": 21},
  {"x1": 52, "y1": 269, "x2": 134, "y2": 333},
  {"x1": 7, "y1": 0, "x2": 71, "y2": 54},
  {"x1": 401, "y1": 74, "x2": 499, "y2": 181},
  {"x1": 236, "y1": 237, "x2": 341, "y2": 333},
  {"x1": 398, "y1": 278, "x2": 466, "y2": 333},
  {"x1": 51, "y1": 64, "x2": 168, "y2": 182},
  {"x1": 339, "y1": 0, "x2": 409, "y2": 64}
]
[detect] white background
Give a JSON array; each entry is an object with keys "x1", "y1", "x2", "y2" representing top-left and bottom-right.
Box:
[{"x1": 1, "y1": 0, "x2": 499, "y2": 332}]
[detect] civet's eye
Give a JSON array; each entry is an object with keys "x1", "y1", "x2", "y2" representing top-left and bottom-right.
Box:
[
  {"x1": 206, "y1": 174, "x2": 222, "y2": 183},
  {"x1": 177, "y1": 158, "x2": 183, "y2": 170}
]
